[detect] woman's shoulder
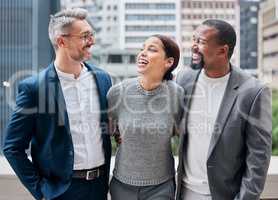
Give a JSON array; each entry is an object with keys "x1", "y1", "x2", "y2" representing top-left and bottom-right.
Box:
[{"x1": 107, "y1": 78, "x2": 137, "y2": 99}]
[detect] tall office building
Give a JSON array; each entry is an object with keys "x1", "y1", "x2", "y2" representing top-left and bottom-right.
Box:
[
  {"x1": 119, "y1": 0, "x2": 181, "y2": 50},
  {"x1": 70, "y1": 0, "x2": 181, "y2": 80},
  {"x1": 240, "y1": 0, "x2": 260, "y2": 76},
  {"x1": 180, "y1": 0, "x2": 240, "y2": 68},
  {"x1": 258, "y1": 0, "x2": 278, "y2": 88},
  {"x1": 0, "y1": 0, "x2": 60, "y2": 152},
  {"x1": 63, "y1": 0, "x2": 180, "y2": 51}
]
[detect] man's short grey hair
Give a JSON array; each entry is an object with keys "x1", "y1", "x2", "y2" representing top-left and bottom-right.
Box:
[{"x1": 48, "y1": 8, "x2": 88, "y2": 50}]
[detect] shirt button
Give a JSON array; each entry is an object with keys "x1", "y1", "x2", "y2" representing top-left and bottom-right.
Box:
[{"x1": 69, "y1": 151, "x2": 73, "y2": 156}]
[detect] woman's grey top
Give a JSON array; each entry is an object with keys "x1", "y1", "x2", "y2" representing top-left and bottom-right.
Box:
[{"x1": 107, "y1": 78, "x2": 184, "y2": 186}]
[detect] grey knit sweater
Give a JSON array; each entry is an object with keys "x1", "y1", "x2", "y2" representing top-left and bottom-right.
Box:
[{"x1": 107, "y1": 78, "x2": 184, "y2": 186}]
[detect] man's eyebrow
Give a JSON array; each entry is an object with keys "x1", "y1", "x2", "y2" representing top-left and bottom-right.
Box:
[
  {"x1": 80, "y1": 30, "x2": 93, "y2": 34},
  {"x1": 199, "y1": 37, "x2": 208, "y2": 42}
]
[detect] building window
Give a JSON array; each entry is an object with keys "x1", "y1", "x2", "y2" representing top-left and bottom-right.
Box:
[
  {"x1": 125, "y1": 14, "x2": 175, "y2": 21},
  {"x1": 220, "y1": 2, "x2": 223, "y2": 8},
  {"x1": 250, "y1": 17, "x2": 257, "y2": 24},
  {"x1": 108, "y1": 55, "x2": 122, "y2": 63},
  {"x1": 125, "y1": 36, "x2": 148, "y2": 43},
  {"x1": 250, "y1": 52, "x2": 257, "y2": 57},
  {"x1": 192, "y1": 2, "x2": 196, "y2": 8},
  {"x1": 125, "y1": 25, "x2": 175, "y2": 32},
  {"x1": 125, "y1": 3, "x2": 175, "y2": 10},
  {"x1": 250, "y1": 6, "x2": 257, "y2": 12},
  {"x1": 181, "y1": 1, "x2": 185, "y2": 8},
  {"x1": 231, "y1": 3, "x2": 235, "y2": 9},
  {"x1": 129, "y1": 55, "x2": 136, "y2": 63}
]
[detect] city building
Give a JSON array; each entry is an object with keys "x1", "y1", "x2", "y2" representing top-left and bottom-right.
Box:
[
  {"x1": 180, "y1": 0, "x2": 240, "y2": 68},
  {"x1": 91, "y1": 48, "x2": 138, "y2": 83},
  {"x1": 258, "y1": 0, "x2": 278, "y2": 88},
  {"x1": 84, "y1": 0, "x2": 180, "y2": 79},
  {"x1": 0, "y1": 0, "x2": 60, "y2": 152},
  {"x1": 118, "y1": 0, "x2": 181, "y2": 51},
  {"x1": 239, "y1": 0, "x2": 260, "y2": 76}
]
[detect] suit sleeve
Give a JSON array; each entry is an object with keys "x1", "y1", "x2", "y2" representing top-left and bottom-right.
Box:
[
  {"x1": 235, "y1": 86, "x2": 272, "y2": 200},
  {"x1": 173, "y1": 86, "x2": 185, "y2": 136},
  {"x1": 3, "y1": 82, "x2": 43, "y2": 200}
]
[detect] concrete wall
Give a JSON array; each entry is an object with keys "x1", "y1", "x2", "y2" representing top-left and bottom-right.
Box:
[{"x1": 0, "y1": 156, "x2": 278, "y2": 200}]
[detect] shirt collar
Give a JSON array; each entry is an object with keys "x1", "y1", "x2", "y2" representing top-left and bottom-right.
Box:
[{"x1": 54, "y1": 63, "x2": 88, "y2": 80}]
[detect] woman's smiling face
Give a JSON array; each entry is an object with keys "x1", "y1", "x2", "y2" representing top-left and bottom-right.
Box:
[{"x1": 136, "y1": 37, "x2": 170, "y2": 78}]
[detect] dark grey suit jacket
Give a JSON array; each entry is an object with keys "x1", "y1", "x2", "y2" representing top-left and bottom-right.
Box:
[{"x1": 176, "y1": 66, "x2": 272, "y2": 200}]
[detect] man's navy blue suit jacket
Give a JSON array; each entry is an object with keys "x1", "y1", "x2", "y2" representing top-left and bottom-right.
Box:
[{"x1": 3, "y1": 62, "x2": 112, "y2": 200}]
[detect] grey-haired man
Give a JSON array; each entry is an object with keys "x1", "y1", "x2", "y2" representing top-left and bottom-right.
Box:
[{"x1": 3, "y1": 8, "x2": 112, "y2": 200}]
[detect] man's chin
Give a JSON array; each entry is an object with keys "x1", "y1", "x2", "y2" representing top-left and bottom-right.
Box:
[
  {"x1": 190, "y1": 60, "x2": 203, "y2": 70},
  {"x1": 83, "y1": 54, "x2": 92, "y2": 61}
]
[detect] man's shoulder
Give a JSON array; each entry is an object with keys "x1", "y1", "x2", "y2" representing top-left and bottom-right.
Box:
[
  {"x1": 233, "y1": 66, "x2": 266, "y2": 92},
  {"x1": 19, "y1": 66, "x2": 49, "y2": 88},
  {"x1": 176, "y1": 67, "x2": 199, "y2": 87},
  {"x1": 17, "y1": 63, "x2": 57, "y2": 94},
  {"x1": 85, "y1": 62, "x2": 110, "y2": 76},
  {"x1": 84, "y1": 62, "x2": 111, "y2": 86},
  {"x1": 231, "y1": 67, "x2": 269, "y2": 105}
]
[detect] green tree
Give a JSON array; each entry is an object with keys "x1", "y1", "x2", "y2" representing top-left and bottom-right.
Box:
[{"x1": 272, "y1": 89, "x2": 278, "y2": 155}]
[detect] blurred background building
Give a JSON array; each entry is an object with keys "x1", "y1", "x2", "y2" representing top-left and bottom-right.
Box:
[
  {"x1": 239, "y1": 0, "x2": 260, "y2": 76},
  {"x1": 63, "y1": 0, "x2": 181, "y2": 81},
  {"x1": 180, "y1": 0, "x2": 240, "y2": 68},
  {"x1": 0, "y1": 0, "x2": 60, "y2": 151},
  {"x1": 258, "y1": 0, "x2": 278, "y2": 88}
]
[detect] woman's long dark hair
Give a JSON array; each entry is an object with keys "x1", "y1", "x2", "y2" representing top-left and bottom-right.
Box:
[{"x1": 152, "y1": 34, "x2": 180, "y2": 80}]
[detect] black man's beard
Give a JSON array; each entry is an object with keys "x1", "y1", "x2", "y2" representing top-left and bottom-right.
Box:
[{"x1": 190, "y1": 53, "x2": 204, "y2": 70}]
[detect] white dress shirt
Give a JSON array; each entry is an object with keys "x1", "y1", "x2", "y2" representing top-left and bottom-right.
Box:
[{"x1": 55, "y1": 64, "x2": 105, "y2": 170}]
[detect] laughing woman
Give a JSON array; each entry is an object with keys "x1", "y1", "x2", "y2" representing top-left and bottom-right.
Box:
[{"x1": 107, "y1": 35, "x2": 184, "y2": 200}]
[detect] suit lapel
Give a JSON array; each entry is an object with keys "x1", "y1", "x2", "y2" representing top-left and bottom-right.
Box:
[
  {"x1": 84, "y1": 63, "x2": 106, "y2": 122},
  {"x1": 183, "y1": 70, "x2": 201, "y2": 126},
  {"x1": 47, "y1": 63, "x2": 70, "y2": 134},
  {"x1": 207, "y1": 67, "x2": 240, "y2": 159},
  {"x1": 178, "y1": 70, "x2": 200, "y2": 167}
]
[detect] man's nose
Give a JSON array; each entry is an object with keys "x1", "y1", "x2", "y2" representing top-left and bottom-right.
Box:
[
  {"x1": 191, "y1": 43, "x2": 198, "y2": 52},
  {"x1": 87, "y1": 37, "x2": 95, "y2": 45}
]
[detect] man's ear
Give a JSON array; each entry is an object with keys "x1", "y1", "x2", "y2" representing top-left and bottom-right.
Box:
[
  {"x1": 56, "y1": 36, "x2": 66, "y2": 48},
  {"x1": 166, "y1": 57, "x2": 174, "y2": 70},
  {"x1": 219, "y1": 44, "x2": 229, "y2": 58}
]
